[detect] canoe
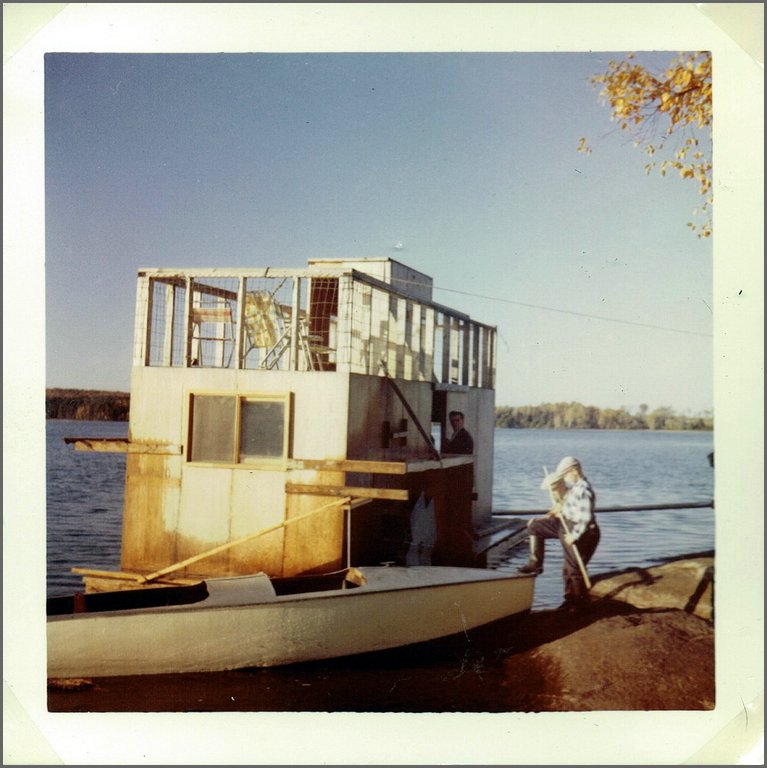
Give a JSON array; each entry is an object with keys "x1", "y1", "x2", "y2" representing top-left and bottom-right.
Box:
[{"x1": 47, "y1": 566, "x2": 535, "y2": 677}]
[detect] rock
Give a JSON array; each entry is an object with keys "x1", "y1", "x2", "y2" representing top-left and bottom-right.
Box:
[
  {"x1": 588, "y1": 552, "x2": 714, "y2": 621},
  {"x1": 494, "y1": 552, "x2": 716, "y2": 710},
  {"x1": 501, "y1": 602, "x2": 714, "y2": 711}
]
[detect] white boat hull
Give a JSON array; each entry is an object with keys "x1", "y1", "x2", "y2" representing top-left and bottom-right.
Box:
[{"x1": 47, "y1": 567, "x2": 535, "y2": 677}]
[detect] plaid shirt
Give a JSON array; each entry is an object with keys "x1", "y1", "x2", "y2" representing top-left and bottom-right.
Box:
[{"x1": 561, "y1": 477, "x2": 596, "y2": 541}]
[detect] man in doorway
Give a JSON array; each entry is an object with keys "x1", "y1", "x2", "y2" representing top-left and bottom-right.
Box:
[{"x1": 442, "y1": 410, "x2": 474, "y2": 455}]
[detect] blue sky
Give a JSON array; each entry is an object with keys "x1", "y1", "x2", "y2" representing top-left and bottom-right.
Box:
[{"x1": 44, "y1": 49, "x2": 713, "y2": 413}]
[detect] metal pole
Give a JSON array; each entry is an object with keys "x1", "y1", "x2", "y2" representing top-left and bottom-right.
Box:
[{"x1": 492, "y1": 499, "x2": 714, "y2": 517}]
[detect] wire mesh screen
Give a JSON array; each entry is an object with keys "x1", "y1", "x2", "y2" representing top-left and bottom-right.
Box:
[
  {"x1": 242, "y1": 276, "x2": 295, "y2": 370},
  {"x1": 145, "y1": 276, "x2": 239, "y2": 368},
  {"x1": 138, "y1": 269, "x2": 494, "y2": 387},
  {"x1": 344, "y1": 280, "x2": 435, "y2": 380},
  {"x1": 241, "y1": 276, "x2": 339, "y2": 371},
  {"x1": 189, "y1": 277, "x2": 239, "y2": 368},
  {"x1": 146, "y1": 277, "x2": 188, "y2": 367}
]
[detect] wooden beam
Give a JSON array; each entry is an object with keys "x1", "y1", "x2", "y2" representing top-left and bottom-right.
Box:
[
  {"x1": 70, "y1": 567, "x2": 200, "y2": 586},
  {"x1": 288, "y1": 456, "x2": 473, "y2": 474},
  {"x1": 64, "y1": 438, "x2": 182, "y2": 455},
  {"x1": 288, "y1": 458, "x2": 409, "y2": 474},
  {"x1": 190, "y1": 306, "x2": 233, "y2": 323},
  {"x1": 405, "y1": 455, "x2": 472, "y2": 472},
  {"x1": 285, "y1": 483, "x2": 409, "y2": 501},
  {"x1": 72, "y1": 567, "x2": 146, "y2": 580}
]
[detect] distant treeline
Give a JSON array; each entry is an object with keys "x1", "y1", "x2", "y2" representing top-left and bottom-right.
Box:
[
  {"x1": 495, "y1": 402, "x2": 713, "y2": 431},
  {"x1": 45, "y1": 390, "x2": 713, "y2": 431},
  {"x1": 46, "y1": 389, "x2": 130, "y2": 422}
]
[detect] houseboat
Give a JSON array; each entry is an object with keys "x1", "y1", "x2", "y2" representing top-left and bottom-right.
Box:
[{"x1": 47, "y1": 257, "x2": 534, "y2": 677}]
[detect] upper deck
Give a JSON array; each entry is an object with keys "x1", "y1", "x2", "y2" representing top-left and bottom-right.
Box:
[{"x1": 134, "y1": 258, "x2": 496, "y2": 390}]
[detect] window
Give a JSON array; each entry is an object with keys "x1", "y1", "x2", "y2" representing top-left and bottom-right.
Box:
[
  {"x1": 189, "y1": 395, "x2": 236, "y2": 463},
  {"x1": 240, "y1": 399, "x2": 286, "y2": 459},
  {"x1": 188, "y1": 393, "x2": 290, "y2": 464}
]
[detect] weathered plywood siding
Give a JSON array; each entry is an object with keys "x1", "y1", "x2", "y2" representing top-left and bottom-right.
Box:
[
  {"x1": 227, "y1": 470, "x2": 286, "y2": 575},
  {"x1": 121, "y1": 453, "x2": 181, "y2": 572},
  {"x1": 123, "y1": 367, "x2": 352, "y2": 577},
  {"x1": 346, "y1": 375, "x2": 435, "y2": 461}
]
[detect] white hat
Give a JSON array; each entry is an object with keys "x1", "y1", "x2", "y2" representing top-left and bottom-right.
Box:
[
  {"x1": 540, "y1": 457, "x2": 581, "y2": 489},
  {"x1": 553, "y1": 456, "x2": 581, "y2": 479}
]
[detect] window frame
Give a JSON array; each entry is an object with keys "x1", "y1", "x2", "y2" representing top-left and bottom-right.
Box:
[{"x1": 187, "y1": 391, "x2": 291, "y2": 468}]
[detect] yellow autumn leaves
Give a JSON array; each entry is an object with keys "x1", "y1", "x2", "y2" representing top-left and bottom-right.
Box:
[
  {"x1": 582, "y1": 51, "x2": 712, "y2": 238},
  {"x1": 594, "y1": 51, "x2": 711, "y2": 133}
]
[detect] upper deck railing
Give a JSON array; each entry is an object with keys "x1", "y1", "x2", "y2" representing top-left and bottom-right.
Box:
[{"x1": 134, "y1": 266, "x2": 496, "y2": 389}]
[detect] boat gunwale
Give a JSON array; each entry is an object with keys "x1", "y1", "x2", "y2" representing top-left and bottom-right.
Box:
[{"x1": 47, "y1": 567, "x2": 535, "y2": 621}]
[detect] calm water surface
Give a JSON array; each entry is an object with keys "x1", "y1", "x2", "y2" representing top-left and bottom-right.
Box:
[
  {"x1": 47, "y1": 420, "x2": 714, "y2": 610},
  {"x1": 489, "y1": 427, "x2": 714, "y2": 608}
]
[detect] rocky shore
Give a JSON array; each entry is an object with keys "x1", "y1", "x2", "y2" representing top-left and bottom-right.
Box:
[
  {"x1": 495, "y1": 552, "x2": 714, "y2": 711},
  {"x1": 48, "y1": 552, "x2": 714, "y2": 713}
]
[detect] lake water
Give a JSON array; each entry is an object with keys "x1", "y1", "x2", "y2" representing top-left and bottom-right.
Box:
[{"x1": 46, "y1": 420, "x2": 715, "y2": 610}]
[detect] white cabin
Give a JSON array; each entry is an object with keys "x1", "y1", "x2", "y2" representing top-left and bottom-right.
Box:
[{"x1": 81, "y1": 258, "x2": 501, "y2": 579}]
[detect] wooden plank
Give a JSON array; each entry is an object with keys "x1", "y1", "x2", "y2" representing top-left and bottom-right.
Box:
[
  {"x1": 140, "y1": 267, "x2": 312, "y2": 280},
  {"x1": 482, "y1": 326, "x2": 494, "y2": 389},
  {"x1": 191, "y1": 306, "x2": 233, "y2": 323},
  {"x1": 441, "y1": 312, "x2": 450, "y2": 383},
  {"x1": 141, "y1": 275, "x2": 154, "y2": 367},
  {"x1": 71, "y1": 567, "x2": 202, "y2": 589},
  {"x1": 162, "y1": 282, "x2": 175, "y2": 366},
  {"x1": 405, "y1": 455, "x2": 472, "y2": 472},
  {"x1": 289, "y1": 456, "x2": 472, "y2": 475},
  {"x1": 64, "y1": 438, "x2": 182, "y2": 455},
  {"x1": 184, "y1": 275, "x2": 194, "y2": 366},
  {"x1": 285, "y1": 483, "x2": 409, "y2": 501},
  {"x1": 462, "y1": 319, "x2": 471, "y2": 386},
  {"x1": 71, "y1": 567, "x2": 145, "y2": 581},
  {"x1": 288, "y1": 458, "x2": 409, "y2": 475},
  {"x1": 64, "y1": 437, "x2": 128, "y2": 451}
]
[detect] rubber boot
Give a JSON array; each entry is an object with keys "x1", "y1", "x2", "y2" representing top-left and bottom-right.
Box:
[
  {"x1": 559, "y1": 571, "x2": 588, "y2": 612},
  {"x1": 517, "y1": 534, "x2": 544, "y2": 575}
]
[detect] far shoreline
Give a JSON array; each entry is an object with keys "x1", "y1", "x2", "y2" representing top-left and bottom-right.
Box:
[{"x1": 45, "y1": 388, "x2": 713, "y2": 431}]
